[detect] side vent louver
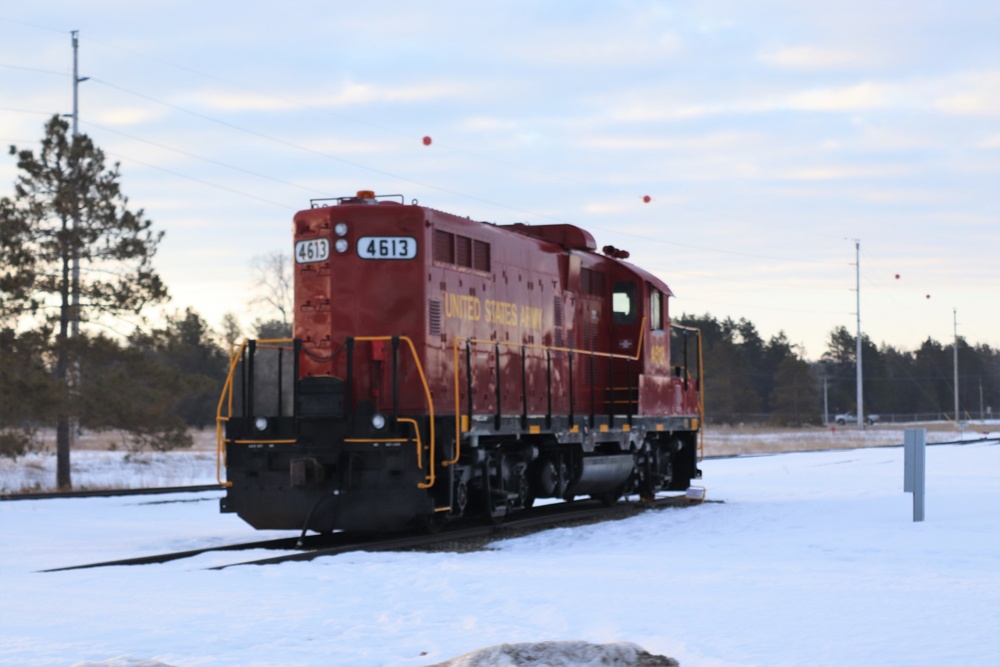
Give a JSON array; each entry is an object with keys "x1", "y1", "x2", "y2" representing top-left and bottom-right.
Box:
[
  {"x1": 554, "y1": 296, "x2": 565, "y2": 347},
  {"x1": 428, "y1": 299, "x2": 442, "y2": 336}
]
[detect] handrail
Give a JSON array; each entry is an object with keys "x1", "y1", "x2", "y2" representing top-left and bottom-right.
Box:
[
  {"x1": 354, "y1": 336, "x2": 437, "y2": 489},
  {"x1": 396, "y1": 418, "x2": 425, "y2": 479},
  {"x1": 446, "y1": 338, "x2": 461, "y2": 467},
  {"x1": 451, "y1": 319, "x2": 648, "y2": 454},
  {"x1": 215, "y1": 338, "x2": 295, "y2": 487},
  {"x1": 671, "y1": 324, "x2": 705, "y2": 459}
]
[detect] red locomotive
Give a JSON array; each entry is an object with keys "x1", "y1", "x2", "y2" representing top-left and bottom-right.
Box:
[{"x1": 217, "y1": 191, "x2": 703, "y2": 532}]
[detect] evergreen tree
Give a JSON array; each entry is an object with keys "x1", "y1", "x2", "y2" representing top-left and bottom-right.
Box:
[
  {"x1": 1, "y1": 116, "x2": 168, "y2": 486},
  {"x1": 130, "y1": 308, "x2": 229, "y2": 429},
  {"x1": 0, "y1": 328, "x2": 56, "y2": 458},
  {"x1": 673, "y1": 313, "x2": 761, "y2": 423},
  {"x1": 76, "y1": 333, "x2": 193, "y2": 452},
  {"x1": 769, "y1": 357, "x2": 820, "y2": 426}
]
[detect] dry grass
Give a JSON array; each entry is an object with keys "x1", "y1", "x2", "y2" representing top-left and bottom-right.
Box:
[
  {"x1": 29, "y1": 428, "x2": 218, "y2": 453},
  {"x1": 701, "y1": 422, "x2": 986, "y2": 457},
  {"x1": 27, "y1": 422, "x2": 989, "y2": 458}
]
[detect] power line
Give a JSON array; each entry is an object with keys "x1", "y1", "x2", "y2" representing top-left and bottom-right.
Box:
[
  {"x1": 0, "y1": 63, "x2": 68, "y2": 77},
  {"x1": 101, "y1": 148, "x2": 297, "y2": 210},
  {"x1": 676, "y1": 296, "x2": 850, "y2": 316},
  {"x1": 85, "y1": 78, "x2": 847, "y2": 266},
  {"x1": 82, "y1": 119, "x2": 333, "y2": 197},
  {"x1": 62, "y1": 32, "x2": 848, "y2": 242}
]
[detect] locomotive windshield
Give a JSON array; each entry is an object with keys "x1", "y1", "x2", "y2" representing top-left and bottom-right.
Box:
[{"x1": 612, "y1": 281, "x2": 637, "y2": 324}]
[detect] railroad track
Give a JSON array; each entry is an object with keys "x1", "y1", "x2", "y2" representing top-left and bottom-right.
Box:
[
  {"x1": 2, "y1": 484, "x2": 226, "y2": 501},
  {"x1": 41, "y1": 493, "x2": 710, "y2": 573}
]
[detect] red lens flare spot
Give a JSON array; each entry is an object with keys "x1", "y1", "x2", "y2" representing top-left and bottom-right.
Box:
[
  {"x1": 643, "y1": 195, "x2": 651, "y2": 203},
  {"x1": 926, "y1": 294, "x2": 931, "y2": 299},
  {"x1": 422, "y1": 136, "x2": 432, "y2": 146},
  {"x1": 895, "y1": 274, "x2": 900, "y2": 279}
]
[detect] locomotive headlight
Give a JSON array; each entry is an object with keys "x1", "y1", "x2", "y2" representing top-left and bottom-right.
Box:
[
  {"x1": 334, "y1": 239, "x2": 349, "y2": 253},
  {"x1": 334, "y1": 222, "x2": 348, "y2": 236},
  {"x1": 254, "y1": 417, "x2": 269, "y2": 432},
  {"x1": 371, "y1": 414, "x2": 387, "y2": 430}
]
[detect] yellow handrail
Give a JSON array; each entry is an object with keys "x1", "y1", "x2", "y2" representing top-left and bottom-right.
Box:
[
  {"x1": 450, "y1": 319, "x2": 649, "y2": 455},
  {"x1": 670, "y1": 324, "x2": 705, "y2": 459},
  {"x1": 396, "y1": 418, "x2": 424, "y2": 474},
  {"x1": 215, "y1": 339, "x2": 295, "y2": 487},
  {"x1": 446, "y1": 338, "x2": 462, "y2": 467},
  {"x1": 354, "y1": 336, "x2": 437, "y2": 489}
]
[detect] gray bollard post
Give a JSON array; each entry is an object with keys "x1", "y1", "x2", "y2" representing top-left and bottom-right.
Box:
[{"x1": 903, "y1": 428, "x2": 926, "y2": 522}]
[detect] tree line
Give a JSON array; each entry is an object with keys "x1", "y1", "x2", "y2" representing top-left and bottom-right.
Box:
[{"x1": 675, "y1": 315, "x2": 999, "y2": 425}]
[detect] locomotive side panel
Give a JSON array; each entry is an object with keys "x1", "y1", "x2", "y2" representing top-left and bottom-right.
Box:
[{"x1": 426, "y1": 213, "x2": 569, "y2": 420}]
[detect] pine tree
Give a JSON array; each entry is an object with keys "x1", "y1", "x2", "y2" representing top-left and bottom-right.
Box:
[{"x1": 2, "y1": 115, "x2": 168, "y2": 487}]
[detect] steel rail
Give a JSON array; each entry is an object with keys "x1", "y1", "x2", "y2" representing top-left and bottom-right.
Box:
[
  {"x1": 2, "y1": 484, "x2": 225, "y2": 502},
  {"x1": 39, "y1": 533, "x2": 348, "y2": 573}
]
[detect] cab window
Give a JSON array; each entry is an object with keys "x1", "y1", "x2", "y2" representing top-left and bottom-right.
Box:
[
  {"x1": 612, "y1": 281, "x2": 637, "y2": 324},
  {"x1": 649, "y1": 287, "x2": 663, "y2": 330}
]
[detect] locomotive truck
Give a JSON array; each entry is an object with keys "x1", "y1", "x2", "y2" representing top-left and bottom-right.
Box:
[{"x1": 216, "y1": 191, "x2": 703, "y2": 533}]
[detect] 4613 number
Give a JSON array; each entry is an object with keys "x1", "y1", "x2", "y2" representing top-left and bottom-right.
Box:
[{"x1": 357, "y1": 236, "x2": 417, "y2": 260}]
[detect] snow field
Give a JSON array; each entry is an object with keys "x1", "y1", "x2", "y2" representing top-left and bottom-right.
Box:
[{"x1": 0, "y1": 443, "x2": 997, "y2": 666}]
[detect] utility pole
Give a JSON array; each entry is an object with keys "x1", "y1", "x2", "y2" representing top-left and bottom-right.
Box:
[
  {"x1": 823, "y1": 375, "x2": 829, "y2": 426},
  {"x1": 70, "y1": 29, "x2": 87, "y2": 339},
  {"x1": 855, "y1": 240, "x2": 864, "y2": 428},
  {"x1": 980, "y1": 380, "x2": 985, "y2": 421},
  {"x1": 61, "y1": 29, "x2": 88, "y2": 488},
  {"x1": 953, "y1": 308, "x2": 959, "y2": 422}
]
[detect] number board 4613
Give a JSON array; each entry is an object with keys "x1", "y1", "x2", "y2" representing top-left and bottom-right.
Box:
[{"x1": 357, "y1": 236, "x2": 418, "y2": 260}]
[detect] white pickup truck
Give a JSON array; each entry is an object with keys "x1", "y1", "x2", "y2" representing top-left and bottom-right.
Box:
[{"x1": 833, "y1": 412, "x2": 880, "y2": 426}]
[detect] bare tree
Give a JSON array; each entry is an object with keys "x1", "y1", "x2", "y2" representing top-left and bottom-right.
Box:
[
  {"x1": 219, "y1": 311, "x2": 242, "y2": 351},
  {"x1": 249, "y1": 251, "x2": 292, "y2": 328}
]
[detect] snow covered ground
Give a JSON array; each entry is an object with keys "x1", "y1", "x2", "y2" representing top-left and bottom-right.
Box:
[
  {"x1": 1, "y1": 442, "x2": 998, "y2": 666},
  {"x1": 6, "y1": 423, "x2": 997, "y2": 495}
]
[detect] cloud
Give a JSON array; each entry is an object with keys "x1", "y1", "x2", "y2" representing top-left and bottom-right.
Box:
[
  {"x1": 779, "y1": 164, "x2": 913, "y2": 181},
  {"x1": 929, "y1": 71, "x2": 1000, "y2": 116},
  {"x1": 759, "y1": 45, "x2": 864, "y2": 70},
  {"x1": 520, "y1": 32, "x2": 683, "y2": 66},
  {"x1": 94, "y1": 106, "x2": 164, "y2": 126},
  {"x1": 190, "y1": 81, "x2": 484, "y2": 112},
  {"x1": 787, "y1": 82, "x2": 890, "y2": 111},
  {"x1": 459, "y1": 117, "x2": 520, "y2": 132},
  {"x1": 578, "y1": 131, "x2": 759, "y2": 151}
]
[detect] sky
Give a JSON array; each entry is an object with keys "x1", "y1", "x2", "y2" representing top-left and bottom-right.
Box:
[{"x1": 1, "y1": 1, "x2": 998, "y2": 359}]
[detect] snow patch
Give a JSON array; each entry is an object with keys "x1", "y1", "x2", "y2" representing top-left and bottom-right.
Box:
[{"x1": 424, "y1": 641, "x2": 678, "y2": 667}]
